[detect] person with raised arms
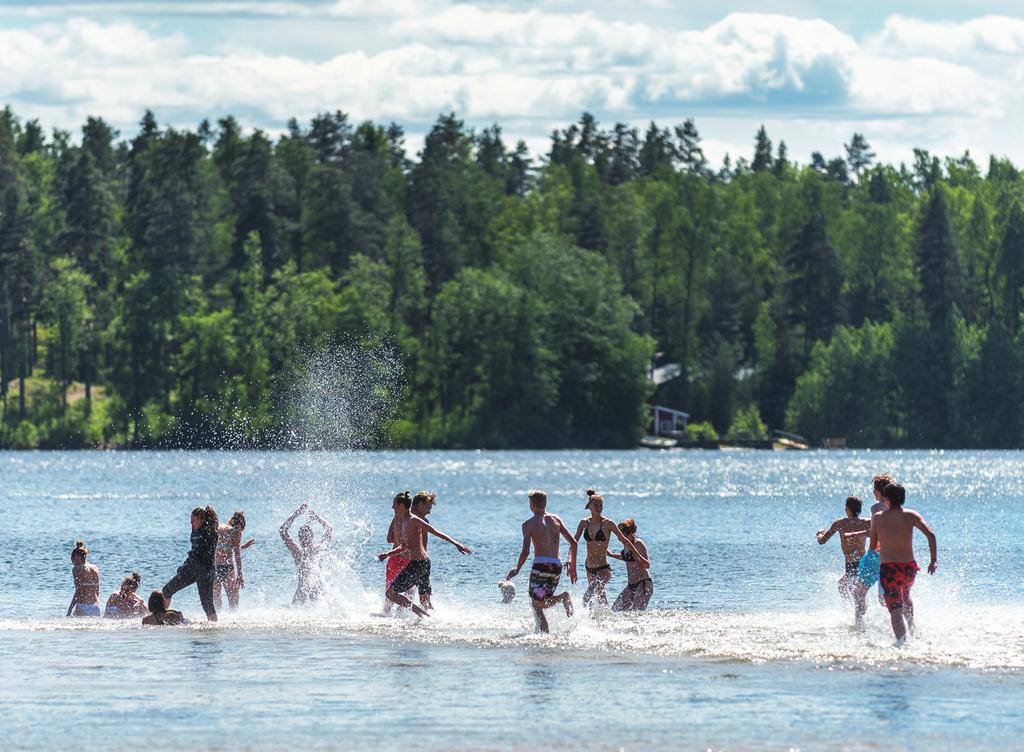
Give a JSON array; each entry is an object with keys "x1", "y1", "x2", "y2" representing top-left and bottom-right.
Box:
[
  {"x1": 506, "y1": 490, "x2": 578, "y2": 633},
  {"x1": 869, "y1": 482, "x2": 938, "y2": 643},
  {"x1": 280, "y1": 503, "x2": 333, "y2": 604},
  {"x1": 66, "y1": 540, "x2": 101, "y2": 617},
  {"x1": 816, "y1": 495, "x2": 871, "y2": 624},
  {"x1": 384, "y1": 491, "x2": 472, "y2": 617}
]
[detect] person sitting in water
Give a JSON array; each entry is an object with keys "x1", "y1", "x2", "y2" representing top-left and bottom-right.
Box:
[
  {"x1": 506, "y1": 490, "x2": 577, "y2": 633},
  {"x1": 816, "y1": 495, "x2": 871, "y2": 624},
  {"x1": 870, "y1": 482, "x2": 938, "y2": 643},
  {"x1": 214, "y1": 511, "x2": 254, "y2": 610},
  {"x1": 609, "y1": 518, "x2": 653, "y2": 611},
  {"x1": 280, "y1": 503, "x2": 333, "y2": 604},
  {"x1": 66, "y1": 540, "x2": 101, "y2": 617},
  {"x1": 574, "y1": 490, "x2": 649, "y2": 608},
  {"x1": 104, "y1": 572, "x2": 148, "y2": 619},
  {"x1": 384, "y1": 491, "x2": 472, "y2": 617},
  {"x1": 162, "y1": 506, "x2": 219, "y2": 622},
  {"x1": 142, "y1": 591, "x2": 189, "y2": 626}
]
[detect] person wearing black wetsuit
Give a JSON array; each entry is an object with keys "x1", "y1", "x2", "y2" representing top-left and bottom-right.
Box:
[{"x1": 162, "y1": 506, "x2": 219, "y2": 621}]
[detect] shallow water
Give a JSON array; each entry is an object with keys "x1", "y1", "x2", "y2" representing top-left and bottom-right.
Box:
[{"x1": 1, "y1": 450, "x2": 1022, "y2": 750}]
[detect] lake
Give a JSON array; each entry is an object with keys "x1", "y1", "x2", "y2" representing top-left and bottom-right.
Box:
[{"x1": 1, "y1": 449, "x2": 1022, "y2": 750}]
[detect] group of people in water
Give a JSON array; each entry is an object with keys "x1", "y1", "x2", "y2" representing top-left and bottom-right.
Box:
[
  {"x1": 817, "y1": 473, "x2": 938, "y2": 642},
  {"x1": 66, "y1": 472, "x2": 936, "y2": 641}
]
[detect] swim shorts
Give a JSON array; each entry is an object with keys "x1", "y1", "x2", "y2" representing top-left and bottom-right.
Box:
[
  {"x1": 215, "y1": 564, "x2": 234, "y2": 582},
  {"x1": 73, "y1": 603, "x2": 101, "y2": 617},
  {"x1": 390, "y1": 558, "x2": 432, "y2": 596},
  {"x1": 386, "y1": 555, "x2": 411, "y2": 589},
  {"x1": 879, "y1": 561, "x2": 919, "y2": 611},
  {"x1": 845, "y1": 558, "x2": 861, "y2": 577},
  {"x1": 528, "y1": 557, "x2": 562, "y2": 602}
]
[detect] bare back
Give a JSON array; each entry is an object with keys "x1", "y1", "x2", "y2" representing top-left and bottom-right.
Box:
[
  {"x1": 873, "y1": 507, "x2": 925, "y2": 563},
  {"x1": 524, "y1": 513, "x2": 565, "y2": 560},
  {"x1": 73, "y1": 563, "x2": 100, "y2": 604},
  {"x1": 836, "y1": 518, "x2": 870, "y2": 561}
]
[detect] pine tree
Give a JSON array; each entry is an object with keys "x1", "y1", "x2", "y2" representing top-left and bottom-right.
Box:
[
  {"x1": 751, "y1": 125, "x2": 773, "y2": 173},
  {"x1": 916, "y1": 189, "x2": 963, "y2": 324},
  {"x1": 844, "y1": 133, "x2": 875, "y2": 176}
]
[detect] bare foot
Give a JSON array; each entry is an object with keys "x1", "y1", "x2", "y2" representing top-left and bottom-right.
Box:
[{"x1": 562, "y1": 593, "x2": 574, "y2": 618}]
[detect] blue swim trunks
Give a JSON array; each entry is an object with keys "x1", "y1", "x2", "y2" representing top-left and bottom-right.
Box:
[{"x1": 73, "y1": 603, "x2": 102, "y2": 617}]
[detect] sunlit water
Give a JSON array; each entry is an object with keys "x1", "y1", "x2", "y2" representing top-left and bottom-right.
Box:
[{"x1": 2, "y1": 450, "x2": 1023, "y2": 750}]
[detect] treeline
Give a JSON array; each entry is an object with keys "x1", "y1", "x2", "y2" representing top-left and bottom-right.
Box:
[{"x1": 1, "y1": 107, "x2": 1023, "y2": 449}]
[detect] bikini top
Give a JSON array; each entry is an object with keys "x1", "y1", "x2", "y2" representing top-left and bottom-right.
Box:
[
  {"x1": 583, "y1": 522, "x2": 607, "y2": 542},
  {"x1": 621, "y1": 547, "x2": 635, "y2": 563}
]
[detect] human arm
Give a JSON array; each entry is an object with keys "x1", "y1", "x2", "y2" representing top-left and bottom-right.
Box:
[
  {"x1": 556, "y1": 516, "x2": 578, "y2": 584},
  {"x1": 817, "y1": 520, "x2": 840, "y2": 544},
  {"x1": 308, "y1": 508, "x2": 332, "y2": 548},
  {"x1": 386, "y1": 518, "x2": 396, "y2": 545},
  {"x1": 610, "y1": 521, "x2": 650, "y2": 567},
  {"x1": 633, "y1": 538, "x2": 650, "y2": 571},
  {"x1": 912, "y1": 512, "x2": 938, "y2": 574},
  {"x1": 240, "y1": 538, "x2": 255, "y2": 550},
  {"x1": 425, "y1": 522, "x2": 471, "y2": 554},
  {"x1": 234, "y1": 534, "x2": 245, "y2": 588},
  {"x1": 574, "y1": 519, "x2": 586, "y2": 543},
  {"x1": 506, "y1": 524, "x2": 531, "y2": 580},
  {"x1": 377, "y1": 544, "x2": 408, "y2": 561},
  {"x1": 279, "y1": 504, "x2": 306, "y2": 552},
  {"x1": 67, "y1": 584, "x2": 79, "y2": 617},
  {"x1": 869, "y1": 518, "x2": 879, "y2": 554}
]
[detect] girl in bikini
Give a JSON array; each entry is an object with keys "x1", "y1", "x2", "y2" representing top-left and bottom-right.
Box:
[
  {"x1": 214, "y1": 511, "x2": 254, "y2": 610},
  {"x1": 609, "y1": 518, "x2": 653, "y2": 611},
  {"x1": 104, "y1": 572, "x2": 148, "y2": 619},
  {"x1": 66, "y1": 540, "x2": 101, "y2": 617},
  {"x1": 574, "y1": 490, "x2": 649, "y2": 607}
]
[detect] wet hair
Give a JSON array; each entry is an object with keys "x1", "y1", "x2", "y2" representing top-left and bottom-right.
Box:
[
  {"x1": 192, "y1": 505, "x2": 219, "y2": 533},
  {"x1": 585, "y1": 489, "x2": 603, "y2": 509},
  {"x1": 883, "y1": 483, "x2": 906, "y2": 507},
  {"x1": 412, "y1": 491, "x2": 436, "y2": 508},
  {"x1": 71, "y1": 540, "x2": 89, "y2": 561},
  {"x1": 148, "y1": 590, "x2": 167, "y2": 614},
  {"x1": 229, "y1": 511, "x2": 246, "y2": 530},
  {"x1": 298, "y1": 525, "x2": 315, "y2": 547},
  {"x1": 121, "y1": 572, "x2": 141, "y2": 592},
  {"x1": 393, "y1": 491, "x2": 412, "y2": 509},
  {"x1": 619, "y1": 518, "x2": 637, "y2": 536},
  {"x1": 872, "y1": 474, "x2": 894, "y2": 493},
  {"x1": 845, "y1": 496, "x2": 863, "y2": 516},
  {"x1": 528, "y1": 490, "x2": 547, "y2": 508}
]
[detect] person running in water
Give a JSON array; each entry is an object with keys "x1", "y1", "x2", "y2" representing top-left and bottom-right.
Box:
[
  {"x1": 66, "y1": 540, "x2": 101, "y2": 617},
  {"x1": 574, "y1": 490, "x2": 648, "y2": 607},
  {"x1": 506, "y1": 490, "x2": 578, "y2": 633},
  {"x1": 817, "y1": 495, "x2": 871, "y2": 624},
  {"x1": 384, "y1": 491, "x2": 472, "y2": 617},
  {"x1": 280, "y1": 504, "x2": 333, "y2": 604},
  {"x1": 609, "y1": 517, "x2": 653, "y2": 611},
  {"x1": 379, "y1": 492, "x2": 412, "y2": 614},
  {"x1": 869, "y1": 482, "x2": 938, "y2": 642},
  {"x1": 162, "y1": 506, "x2": 219, "y2": 622},
  {"x1": 866, "y1": 473, "x2": 894, "y2": 602}
]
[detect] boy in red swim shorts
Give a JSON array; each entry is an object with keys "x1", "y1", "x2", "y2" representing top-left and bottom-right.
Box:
[
  {"x1": 869, "y1": 482, "x2": 938, "y2": 642},
  {"x1": 379, "y1": 492, "x2": 412, "y2": 614}
]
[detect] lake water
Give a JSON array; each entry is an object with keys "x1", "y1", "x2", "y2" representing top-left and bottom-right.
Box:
[{"x1": 1, "y1": 449, "x2": 1022, "y2": 750}]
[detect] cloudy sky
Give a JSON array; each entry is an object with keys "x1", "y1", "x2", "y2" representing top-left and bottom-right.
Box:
[{"x1": 2, "y1": 0, "x2": 1023, "y2": 166}]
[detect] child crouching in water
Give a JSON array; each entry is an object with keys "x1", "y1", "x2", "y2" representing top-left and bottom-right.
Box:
[{"x1": 142, "y1": 591, "x2": 189, "y2": 626}]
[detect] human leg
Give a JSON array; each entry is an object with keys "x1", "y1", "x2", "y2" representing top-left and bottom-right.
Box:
[
  {"x1": 197, "y1": 575, "x2": 218, "y2": 622},
  {"x1": 162, "y1": 570, "x2": 196, "y2": 601}
]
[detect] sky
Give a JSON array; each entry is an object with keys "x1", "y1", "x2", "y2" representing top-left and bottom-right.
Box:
[{"x1": 1, "y1": 0, "x2": 1023, "y2": 167}]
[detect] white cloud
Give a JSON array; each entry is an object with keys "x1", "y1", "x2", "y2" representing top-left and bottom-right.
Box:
[{"x1": 0, "y1": 9, "x2": 1022, "y2": 165}]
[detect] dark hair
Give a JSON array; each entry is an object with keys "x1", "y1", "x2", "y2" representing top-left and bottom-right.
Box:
[
  {"x1": 394, "y1": 491, "x2": 412, "y2": 509},
  {"x1": 528, "y1": 490, "x2": 547, "y2": 508},
  {"x1": 619, "y1": 518, "x2": 637, "y2": 536},
  {"x1": 845, "y1": 496, "x2": 862, "y2": 516},
  {"x1": 873, "y1": 474, "x2": 894, "y2": 493},
  {"x1": 883, "y1": 483, "x2": 906, "y2": 507},
  {"x1": 121, "y1": 572, "x2": 141, "y2": 592},
  {"x1": 585, "y1": 489, "x2": 603, "y2": 509},
  {"x1": 229, "y1": 511, "x2": 246, "y2": 530},
  {"x1": 148, "y1": 590, "x2": 167, "y2": 613},
  {"x1": 71, "y1": 540, "x2": 89, "y2": 561},
  {"x1": 412, "y1": 491, "x2": 436, "y2": 507},
  {"x1": 192, "y1": 505, "x2": 219, "y2": 533}
]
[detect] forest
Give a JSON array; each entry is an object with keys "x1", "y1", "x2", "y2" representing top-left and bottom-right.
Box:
[{"x1": 1, "y1": 105, "x2": 1023, "y2": 449}]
